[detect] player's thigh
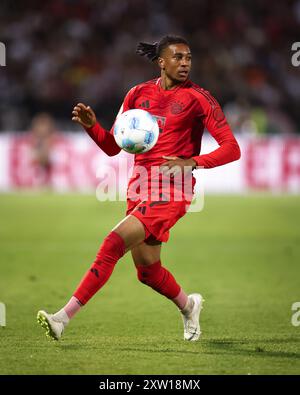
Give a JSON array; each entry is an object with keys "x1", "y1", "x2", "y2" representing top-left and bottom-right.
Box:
[
  {"x1": 112, "y1": 214, "x2": 146, "y2": 252},
  {"x1": 131, "y1": 242, "x2": 161, "y2": 267}
]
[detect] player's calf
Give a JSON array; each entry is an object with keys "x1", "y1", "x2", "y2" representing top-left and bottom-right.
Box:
[{"x1": 136, "y1": 260, "x2": 181, "y2": 299}]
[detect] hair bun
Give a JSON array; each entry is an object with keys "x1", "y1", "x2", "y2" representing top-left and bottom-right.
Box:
[{"x1": 136, "y1": 42, "x2": 158, "y2": 61}]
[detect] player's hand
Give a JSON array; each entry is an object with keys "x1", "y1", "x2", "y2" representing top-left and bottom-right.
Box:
[
  {"x1": 72, "y1": 103, "x2": 97, "y2": 128},
  {"x1": 160, "y1": 156, "x2": 197, "y2": 175}
]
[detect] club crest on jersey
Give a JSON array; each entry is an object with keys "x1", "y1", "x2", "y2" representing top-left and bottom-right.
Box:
[{"x1": 170, "y1": 100, "x2": 184, "y2": 115}]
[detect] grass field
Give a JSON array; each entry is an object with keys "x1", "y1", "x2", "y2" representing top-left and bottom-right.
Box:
[{"x1": 0, "y1": 193, "x2": 299, "y2": 375}]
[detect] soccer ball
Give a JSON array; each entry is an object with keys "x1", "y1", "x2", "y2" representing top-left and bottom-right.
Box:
[{"x1": 113, "y1": 109, "x2": 159, "y2": 154}]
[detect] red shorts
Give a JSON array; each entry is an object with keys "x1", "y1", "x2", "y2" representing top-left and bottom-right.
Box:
[
  {"x1": 126, "y1": 197, "x2": 192, "y2": 243},
  {"x1": 126, "y1": 166, "x2": 195, "y2": 243}
]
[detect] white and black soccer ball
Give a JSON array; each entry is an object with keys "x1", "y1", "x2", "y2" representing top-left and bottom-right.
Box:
[{"x1": 113, "y1": 109, "x2": 159, "y2": 154}]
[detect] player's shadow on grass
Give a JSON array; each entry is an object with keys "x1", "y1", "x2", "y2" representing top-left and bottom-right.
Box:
[
  {"x1": 59, "y1": 344, "x2": 201, "y2": 355},
  {"x1": 57, "y1": 338, "x2": 300, "y2": 360},
  {"x1": 118, "y1": 347, "x2": 200, "y2": 355},
  {"x1": 57, "y1": 344, "x2": 95, "y2": 351},
  {"x1": 206, "y1": 338, "x2": 300, "y2": 360}
]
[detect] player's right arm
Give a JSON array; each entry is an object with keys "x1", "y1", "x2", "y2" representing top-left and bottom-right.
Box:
[
  {"x1": 72, "y1": 103, "x2": 121, "y2": 156},
  {"x1": 71, "y1": 87, "x2": 137, "y2": 156}
]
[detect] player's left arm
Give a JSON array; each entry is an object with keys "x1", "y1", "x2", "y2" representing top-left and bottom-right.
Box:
[
  {"x1": 191, "y1": 96, "x2": 241, "y2": 168},
  {"x1": 160, "y1": 96, "x2": 240, "y2": 173}
]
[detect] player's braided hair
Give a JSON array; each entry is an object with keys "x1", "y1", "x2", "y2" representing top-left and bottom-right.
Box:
[{"x1": 136, "y1": 35, "x2": 189, "y2": 62}]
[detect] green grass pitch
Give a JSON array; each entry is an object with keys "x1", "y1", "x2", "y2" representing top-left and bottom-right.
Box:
[{"x1": 0, "y1": 193, "x2": 299, "y2": 375}]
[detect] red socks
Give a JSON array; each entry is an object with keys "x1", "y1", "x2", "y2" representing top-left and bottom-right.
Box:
[
  {"x1": 74, "y1": 231, "x2": 125, "y2": 305},
  {"x1": 72, "y1": 233, "x2": 183, "y2": 310},
  {"x1": 136, "y1": 260, "x2": 181, "y2": 299}
]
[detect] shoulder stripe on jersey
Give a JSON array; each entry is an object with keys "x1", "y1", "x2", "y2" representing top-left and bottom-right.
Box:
[
  {"x1": 191, "y1": 85, "x2": 218, "y2": 106},
  {"x1": 191, "y1": 85, "x2": 219, "y2": 107}
]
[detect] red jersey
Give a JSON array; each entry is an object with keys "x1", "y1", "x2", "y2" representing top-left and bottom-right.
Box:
[
  {"x1": 85, "y1": 78, "x2": 240, "y2": 241},
  {"x1": 86, "y1": 78, "x2": 240, "y2": 169}
]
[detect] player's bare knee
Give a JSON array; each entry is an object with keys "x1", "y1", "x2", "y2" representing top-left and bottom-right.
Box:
[
  {"x1": 112, "y1": 215, "x2": 145, "y2": 250},
  {"x1": 131, "y1": 240, "x2": 161, "y2": 270}
]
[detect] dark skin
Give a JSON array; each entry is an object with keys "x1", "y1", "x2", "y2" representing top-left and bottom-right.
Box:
[
  {"x1": 158, "y1": 43, "x2": 192, "y2": 89},
  {"x1": 71, "y1": 43, "x2": 196, "y2": 264}
]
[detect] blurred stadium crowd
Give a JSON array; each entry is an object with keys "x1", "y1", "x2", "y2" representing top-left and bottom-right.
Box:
[{"x1": 0, "y1": 0, "x2": 299, "y2": 134}]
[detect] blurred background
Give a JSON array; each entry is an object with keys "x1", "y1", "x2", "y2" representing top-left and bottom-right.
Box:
[{"x1": 0, "y1": 0, "x2": 299, "y2": 192}]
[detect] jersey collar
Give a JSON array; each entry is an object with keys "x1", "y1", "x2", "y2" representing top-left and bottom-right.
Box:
[{"x1": 156, "y1": 77, "x2": 190, "y2": 93}]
